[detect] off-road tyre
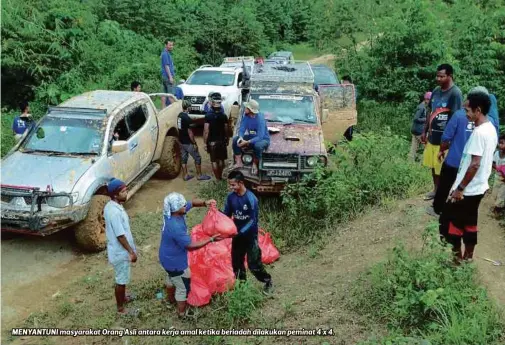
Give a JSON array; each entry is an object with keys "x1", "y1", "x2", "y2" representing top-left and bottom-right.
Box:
[
  {"x1": 74, "y1": 195, "x2": 110, "y2": 252},
  {"x1": 156, "y1": 136, "x2": 182, "y2": 179}
]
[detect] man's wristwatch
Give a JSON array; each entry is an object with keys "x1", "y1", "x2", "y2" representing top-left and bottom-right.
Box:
[{"x1": 457, "y1": 184, "x2": 465, "y2": 192}]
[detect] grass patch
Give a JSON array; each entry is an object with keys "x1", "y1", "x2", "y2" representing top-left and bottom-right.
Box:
[
  {"x1": 282, "y1": 43, "x2": 321, "y2": 60},
  {"x1": 354, "y1": 223, "x2": 505, "y2": 345},
  {"x1": 198, "y1": 131, "x2": 429, "y2": 251}
]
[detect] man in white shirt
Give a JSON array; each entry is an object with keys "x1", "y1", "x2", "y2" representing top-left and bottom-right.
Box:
[
  {"x1": 104, "y1": 178, "x2": 138, "y2": 316},
  {"x1": 442, "y1": 91, "x2": 498, "y2": 263}
]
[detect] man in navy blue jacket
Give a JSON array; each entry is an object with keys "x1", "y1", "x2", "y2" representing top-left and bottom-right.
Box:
[{"x1": 222, "y1": 171, "x2": 273, "y2": 294}]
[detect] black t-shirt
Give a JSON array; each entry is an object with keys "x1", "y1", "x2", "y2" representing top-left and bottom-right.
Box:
[
  {"x1": 177, "y1": 112, "x2": 192, "y2": 145},
  {"x1": 205, "y1": 110, "x2": 228, "y2": 142}
]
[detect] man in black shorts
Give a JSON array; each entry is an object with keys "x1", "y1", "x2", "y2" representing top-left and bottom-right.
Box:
[
  {"x1": 442, "y1": 90, "x2": 497, "y2": 263},
  {"x1": 203, "y1": 93, "x2": 229, "y2": 180},
  {"x1": 178, "y1": 100, "x2": 211, "y2": 181}
]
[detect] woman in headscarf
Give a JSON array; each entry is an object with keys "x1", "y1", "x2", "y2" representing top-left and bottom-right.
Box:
[{"x1": 158, "y1": 192, "x2": 221, "y2": 318}]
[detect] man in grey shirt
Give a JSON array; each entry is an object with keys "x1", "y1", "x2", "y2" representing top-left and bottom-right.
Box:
[{"x1": 104, "y1": 178, "x2": 138, "y2": 316}]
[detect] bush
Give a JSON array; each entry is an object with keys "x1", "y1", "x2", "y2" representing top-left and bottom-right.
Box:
[
  {"x1": 354, "y1": 223, "x2": 505, "y2": 345},
  {"x1": 278, "y1": 132, "x2": 429, "y2": 247}
]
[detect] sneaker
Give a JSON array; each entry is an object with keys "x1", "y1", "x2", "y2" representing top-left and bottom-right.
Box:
[
  {"x1": 263, "y1": 281, "x2": 274, "y2": 296},
  {"x1": 425, "y1": 206, "x2": 438, "y2": 217}
]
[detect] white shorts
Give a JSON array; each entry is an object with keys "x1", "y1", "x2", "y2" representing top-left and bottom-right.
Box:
[
  {"x1": 112, "y1": 261, "x2": 131, "y2": 285},
  {"x1": 165, "y1": 268, "x2": 191, "y2": 302}
]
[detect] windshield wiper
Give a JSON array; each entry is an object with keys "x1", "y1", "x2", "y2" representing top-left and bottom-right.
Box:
[
  {"x1": 66, "y1": 152, "x2": 99, "y2": 156},
  {"x1": 21, "y1": 149, "x2": 67, "y2": 156},
  {"x1": 293, "y1": 119, "x2": 316, "y2": 124}
]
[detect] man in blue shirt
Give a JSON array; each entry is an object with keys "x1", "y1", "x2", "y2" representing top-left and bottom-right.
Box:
[
  {"x1": 222, "y1": 171, "x2": 273, "y2": 294},
  {"x1": 12, "y1": 101, "x2": 34, "y2": 142},
  {"x1": 232, "y1": 100, "x2": 270, "y2": 175},
  {"x1": 160, "y1": 39, "x2": 176, "y2": 108},
  {"x1": 159, "y1": 192, "x2": 220, "y2": 318},
  {"x1": 104, "y1": 178, "x2": 138, "y2": 316}
]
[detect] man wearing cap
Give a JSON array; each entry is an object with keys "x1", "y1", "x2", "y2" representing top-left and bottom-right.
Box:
[
  {"x1": 159, "y1": 193, "x2": 221, "y2": 318},
  {"x1": 422, "y1": 64, "x2": 463, "y2": 201},
  {"x1": 204, "y1": 92, "x2": 229, "y2": 180},
  {"x1": 104, "y1": 178, "x2": 138, "y2": 316},
  {"x1": 232, "y1": 100, "x2": 270, "y2": 175},
  {"x1": 410, "y1": 92, "x2": 431, "y2": 161}
]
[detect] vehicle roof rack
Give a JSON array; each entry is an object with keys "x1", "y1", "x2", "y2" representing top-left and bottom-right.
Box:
[
  {"x1": 47, "y1": 107, "x2": 107, "y2": 117},
  {"x1": 223, "y1": 56, "x2": 254, "y2": 63},
  {"x1": 251, "y1": 61, "x2": 314, "y2": 84}
]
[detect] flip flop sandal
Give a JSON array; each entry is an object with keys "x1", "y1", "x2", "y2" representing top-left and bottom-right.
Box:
[
  {"x1": 197, "y1": 175, "x2": 211, "y2": 181},
  {"x1": 183, "y1": 175, "x2": 194, "y2": 181},
  {"x1": 117, "y1": 308, "x2": 140, "y2": 317}
]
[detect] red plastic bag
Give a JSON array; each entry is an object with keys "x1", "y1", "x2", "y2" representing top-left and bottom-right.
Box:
[
  {"x1": 202, "y1": 205, "x2": 237, "y2": 237},
  {"x1": 259, "y1": 229, "x2": 280, "y2": 264},
  {"x1": 187, "y1": 276, "x2": 212, "y2": 307}
]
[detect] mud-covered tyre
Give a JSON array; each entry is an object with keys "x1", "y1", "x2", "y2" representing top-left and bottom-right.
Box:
[
  {"x1": 156, "y1": 136, "x2": 181, "y2": 179},
  {"x1": 74, "y1": 195, "x2": 109, "y2": 252},
  {"x1": 344, "y1": 126, "x2": 354, "y2": 141}
]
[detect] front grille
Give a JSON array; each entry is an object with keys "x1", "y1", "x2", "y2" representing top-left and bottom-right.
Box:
[
  {"x1": 184, "y1": 96, "x2": 206, "y2": 104},
  {"x1": 261, "y1": 154, "x2": 299, "y2": 169},
  {"x1": 1, "y1": 187, "x2": 42, "y2": 205}
]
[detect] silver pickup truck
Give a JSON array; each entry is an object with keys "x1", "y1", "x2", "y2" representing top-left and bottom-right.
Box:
[{"x1": 1, "y1": 91, "x2": 182, "y2": 251}]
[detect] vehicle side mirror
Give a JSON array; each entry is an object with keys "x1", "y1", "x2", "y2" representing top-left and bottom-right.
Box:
[
  {"x1": 322, "y1": 109, "x2": 329, "y2": 123},
  {"x1": 111, "y1": 140, "x2": 128, "y2": 154}
]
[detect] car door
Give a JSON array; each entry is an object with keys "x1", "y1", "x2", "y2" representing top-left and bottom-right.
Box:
[
  {"x1": 107, "y1": 112, "x2": 139, "y2": 184},
  {"x1": 125, "y1": 102, "x2": 157, "y2": 172},
  {"x1": 319, "y1": 84, "x2": 358, "y2": 144}
]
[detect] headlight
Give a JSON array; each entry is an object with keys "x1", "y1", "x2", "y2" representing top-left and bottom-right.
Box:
[
  {"x1": 305, "y1": 156, "x2": 327, "y2": 168},
  {"x1": 242, "y1": 154, "x2": 253, "y2": 165},
  {"x1": 47, "y1": 196, "x2": 71, "y2": 208},
  {"x1": 306, "y1": 156, "x2": 318, "y2": 167}
]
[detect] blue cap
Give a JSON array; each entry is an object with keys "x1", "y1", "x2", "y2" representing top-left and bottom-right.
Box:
[{"x1": 107, "y1": 178, "x2": 126, "y2": 195}]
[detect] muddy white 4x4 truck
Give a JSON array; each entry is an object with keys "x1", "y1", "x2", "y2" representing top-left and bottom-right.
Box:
[
  {"x1": 227, "y1": 62, "x2": 357, "y2": 193},
  {"x1": 1, "y1": 91, "x2": 182, "y2": 251}
]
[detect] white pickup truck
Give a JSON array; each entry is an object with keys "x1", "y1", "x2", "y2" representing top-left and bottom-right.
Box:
[{"x1": 178, "y1": 65, "x2": 245, "y2": 121}]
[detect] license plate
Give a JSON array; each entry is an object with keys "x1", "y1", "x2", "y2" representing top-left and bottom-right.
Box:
[
  {"x1": 189, "y1": 106, "x2": 200, "y2": 112},
  {"x1": 266, "y1": 170, "x2": 292, "y2": 177}
]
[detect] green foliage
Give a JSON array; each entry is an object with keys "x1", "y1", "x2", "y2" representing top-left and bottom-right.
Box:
[
  {"x1": 223, "y1": 280, "x2": 264, "y2": 327},
  {"x1": 354, "y1": 224, "x2": 505, "y2": 345},
  {"x1": 278, "y1": 132, "x2": 429, "y2": 247}
]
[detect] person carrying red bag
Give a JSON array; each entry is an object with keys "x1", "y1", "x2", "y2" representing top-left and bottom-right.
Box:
[
  {"x1": 159, "y1": 192, "x2": 223, "y2": 319},
  {"x1": 222, "y1": 171, "x2": 273, "y2": 295}
]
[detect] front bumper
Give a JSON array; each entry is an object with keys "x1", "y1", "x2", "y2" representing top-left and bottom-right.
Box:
[{"x1": 1, "y1": 186, "x2": 88, "y2": 235}]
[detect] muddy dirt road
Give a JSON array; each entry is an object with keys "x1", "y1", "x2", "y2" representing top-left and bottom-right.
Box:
[{"x1": 1, "y1": 135, "x2": 214, "y2": 331}]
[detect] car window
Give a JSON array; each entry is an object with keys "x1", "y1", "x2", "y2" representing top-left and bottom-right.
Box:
[
  {"x1": 127, "y1": 105, "x2": 147, "y2": 133},
  {"x1": 313, "y1": 67, "x2": 338, "y2": 85},
  {"x1": 23, "y1": 116, "x2": 104, "y2": 155},
  {"x1": 114, "y1": 118, "x2": 130, "y2": 141},
  {"x1": 252, "y1": 94, "x2": 317, "y2": 124},
  {"x1": 186, "y1": 71, "x2": 235, "y2": 86}
]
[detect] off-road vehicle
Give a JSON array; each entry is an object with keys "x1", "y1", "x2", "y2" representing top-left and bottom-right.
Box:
[
  {"x1": 227, "y1": 62, "x2": 357, "y2": 193},
  {"x1": 1, "y1": 91, "x2": 182, "y2": 251}
]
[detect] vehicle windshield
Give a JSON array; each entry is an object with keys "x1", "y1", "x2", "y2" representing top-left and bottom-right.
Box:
[
  {"x1": 251, "y1": 94, "x2": 317, "y2": 124},
  {"x1": 186, "y1": 70, "x2": 235, "y2": 86},
  {"x1": 22, "y1": 116, "x2": 104, "y2": 155},
  {"x1": 313, "y1": 67, "x2": 338, "y2": 85}
]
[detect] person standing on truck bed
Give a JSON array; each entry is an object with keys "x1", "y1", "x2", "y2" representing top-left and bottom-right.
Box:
[
  {"x1": 204, "y1": 92, "x2": 229, "y2": 180},
  {"x1": 161, "y1": 39, "x2": 176, "y2": 108},
  {"x1": 422, "y1": 63, "x2": 463, "y2": 201},
  {"x1": 12, "y1": 101, "x2": 34, "y2": 142},
  {"x1": 104, "y1": 178, "x2": 139, "y2": 317},
  {"x1": 222, "y1": 171, "x2": 273, "y2": 295},
  {"x1": 178, "y1": 100, "x2": 211, "y2": 181},
  {"x1": 232, "y1": 100, "x2": 270, "y2": 176}
]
